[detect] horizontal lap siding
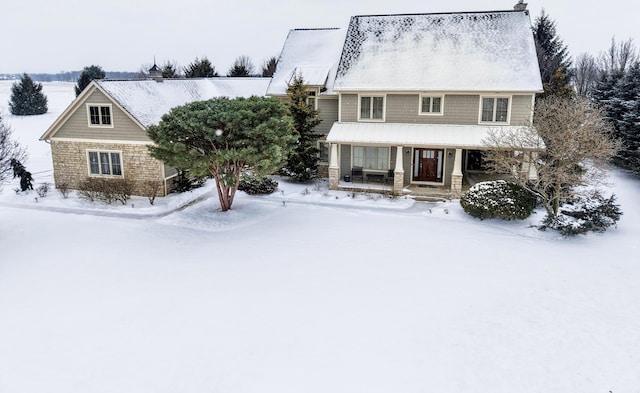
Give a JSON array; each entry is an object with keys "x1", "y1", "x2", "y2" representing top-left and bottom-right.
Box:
[
  {"x1": 54, "y1": 89, "x2": 150, "y2": 141},
  {"x1": 341, "y1": 94, "x2": 358, "y2": 122},
  {"x1": 510, "y1": 95, "x2": 534, "y2": 126},
  {"x1": 386, "y1": 94, "x2": 479, "y2": 124},
  {"x1": 315, "y1": 98, "x2": 338, "y2": 135}
]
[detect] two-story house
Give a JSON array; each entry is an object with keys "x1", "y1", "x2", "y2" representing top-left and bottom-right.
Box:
[{"x1": 268, "y1": 6, "x2": 543, "y2": 196}]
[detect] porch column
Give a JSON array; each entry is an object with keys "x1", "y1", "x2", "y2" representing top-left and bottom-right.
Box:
[
  {"x1": 393, "y1": 146, "x2": 405, "y2": 196},
  {"x1": 521, "y1": 151, "x2": 538, "y2": 181},
  {"x1": 328, "y1": 143, "x2": 340, "y2": 190},
  {"x1": 451, "y1": 148, "x2": 463, "y2": 196}
]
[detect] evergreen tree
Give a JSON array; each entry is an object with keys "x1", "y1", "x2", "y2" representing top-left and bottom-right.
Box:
[
  {"x1": 533, "y1": 10, "x2": 572, "y2": 97},
  {"x1": 261, "y1": 56, "x2": 278, "y2": 77},
  {"x1": 184, "y1": 57, "x2": 218, "y2": 78},
  {"x1": 542, "y1": 66, "x2": 574, "y2": 99},
  {"x1": 161, "y1": 60, "x2": 181, "y2": 78},
  {"x1": 9, "y1": 74, "x2": 48, "y2": 115},
  {"x1": 148, "y1": 97, "x2": 296, "y2": 211},
  {"x1": 75, "y1": 65, "x2": 106, "y2": 96},
  {"x1": 281, "y1": 75, "x2": 322, "y2": 181},
  {"x1": 593, "y1": 61, "x2": 640, "y2": 173},
  {"x1": 10, "y1": 158, "x2": 33, "y2": 191},
  {"x1": 227, "y1": 55, "x2": 255, "y2": 77}
]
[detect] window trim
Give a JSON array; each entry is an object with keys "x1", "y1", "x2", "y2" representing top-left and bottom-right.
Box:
[
  {"x1": 86, "y1": 104, "x2": 114, "y2": 128},
  {"x1": 306, "y1": 90, "x2": 317, "y2": 110},
  {"x1": 357, "y1": 94, "x2": 386, "y2": 122},
  {"x1": 478, "y1": 95, "x2": 511, "y2": 124},
  {"x1": 86, "y1": 149, "x2": 124, "y2": 177},
  {"x1": 352, "y1": 145, "x2": 390, "y2": 171},
  {"x1": 317, "y1": 141, "x2": 330, "y2": 164},
  {"x1": 418, "y1": 94, "x2": 444, "y2": 116}
]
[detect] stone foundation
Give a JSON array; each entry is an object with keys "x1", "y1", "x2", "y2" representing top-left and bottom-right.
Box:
[
  {"x1": 328, "y1": 167, "x2": 340, "y2": 190},
  {"x1": 50, "y1": 140, "x2": 169, "y2": 196}
]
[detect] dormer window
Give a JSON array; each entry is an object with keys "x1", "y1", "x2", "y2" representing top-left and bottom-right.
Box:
[
  {"x1": 87, "y1": 104, "x2": 113, "y2": 127},
  {"x1": 480, "y1": 96, "x2": 510, "y2": 123},
  {"x1": 359, "y1": 95, "x2": 384, "y2": 121}
]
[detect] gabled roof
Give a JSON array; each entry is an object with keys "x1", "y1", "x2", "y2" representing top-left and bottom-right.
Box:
[
  {"x1": 334, "y1": 11, "x2": 543, "y2": 92},
  {"x1": 41, "y1": 78, "x2": 271, "y2": 140},
  {"x1": 266, "y1": 28, "x2": 346, "y2": 96},
  {"x1": 96, "y1": 78, "x2": 271, "y2": 127}
]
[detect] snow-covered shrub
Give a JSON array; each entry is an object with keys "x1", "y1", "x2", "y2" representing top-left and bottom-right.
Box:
[
  {"x1": 36, "y1": 183, "x2": 49, "y2": 198},
  {"x1": 540, "y1": 192, "x2": 622, "y2": 235},
  {"x1": 57, "y1": 182, "x2": 70, "y2": 198},
  {"x1": 238, "y1": 174, "x2": 278, "y2": 195},
  {"x1": 460, "y1": 180, "x2": 536, "y2": 220}
]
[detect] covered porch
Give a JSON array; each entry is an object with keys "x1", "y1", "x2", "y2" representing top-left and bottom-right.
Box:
[{"x1": 325, "y1": 122, "x2": 538, "y2": 197}]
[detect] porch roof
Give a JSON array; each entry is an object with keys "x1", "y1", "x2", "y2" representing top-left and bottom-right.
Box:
[{"x1": 326, "y1": 122, "x2": 543, "y2": 149}]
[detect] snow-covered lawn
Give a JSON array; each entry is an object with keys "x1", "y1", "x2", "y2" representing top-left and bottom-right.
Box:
[{"x1": 1, "y1": 81, "x2": 639, "y2": 393}]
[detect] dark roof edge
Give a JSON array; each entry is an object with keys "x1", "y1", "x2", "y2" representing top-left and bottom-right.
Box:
[
  {"x1": 291, "y1": 27, "x2": 342, "y2": 31},
  {"x1": 351, "y1": 9, "x2": 527, "y2": 18}
]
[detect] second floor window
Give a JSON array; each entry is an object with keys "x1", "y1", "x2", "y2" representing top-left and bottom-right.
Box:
[
  {"x1": 420, "y1": 95, "x2": 443, "y2": 114},
  {"x1": 88, "y1": 105, "x2": 112, "y2": 127},
  {"x1": 481, "y1": 97, "x2": 509, "y2": 123},
  {"x1": 360, "y1": 96, "x2": 384, "y2": 120}
]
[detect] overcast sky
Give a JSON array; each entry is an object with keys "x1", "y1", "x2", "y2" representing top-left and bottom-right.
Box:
[{"x1": 3, "y1": 0, "x2": 637, "y2": 74}]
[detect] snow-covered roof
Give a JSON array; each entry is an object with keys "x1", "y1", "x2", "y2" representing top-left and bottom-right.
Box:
[
  {"x1": 326, "y1": 122, "x2": 542, "y2": 149},
  {"x1": 266, "y1": 28, "x2": 346, "y2": 96},
  {"x1": 96, "y1": 78, "x2": 271, "y2": 127},
  {"x1": 334, "y1": 11, "x2": 543, "y2": 92}
]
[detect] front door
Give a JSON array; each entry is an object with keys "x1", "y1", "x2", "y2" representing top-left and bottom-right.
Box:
[{"x1": 413, "y1": 148, "x2": 443, "y2": 182}]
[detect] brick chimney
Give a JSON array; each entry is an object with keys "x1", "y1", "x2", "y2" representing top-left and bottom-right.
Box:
[{"x1": 514, "y1": 0, "x2": 528, "y2": 10}]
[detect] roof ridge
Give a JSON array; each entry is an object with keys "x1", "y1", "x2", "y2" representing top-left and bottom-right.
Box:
[
  {"x1": 291, "y1": 27, "x2": 341, "y2": 31},
  {"x1": 351, "y1": 10, "x2": 526, "y2": 18}
]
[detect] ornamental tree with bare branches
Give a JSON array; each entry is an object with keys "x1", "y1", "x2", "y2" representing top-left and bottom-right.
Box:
[
  {"x1": 0, "y1": 115, "x2": 27, "y2": 188},
  {"x1": 483, "y1": 96, "x2": 619, "y2": 218}
]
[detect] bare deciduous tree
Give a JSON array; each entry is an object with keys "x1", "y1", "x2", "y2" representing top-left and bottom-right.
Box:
[
  {"x1": 483, "y1": 97, "x2": 619, "y2": 218},
  {"x1": 0, "y1": 115, "x2": 27, "y2": 188},
  {"x1": 573, "y1": 53, "x2": 599, "y2": 97},
  {"x1": 600, "y1": 38, "x2": 638, "y2": 75}
]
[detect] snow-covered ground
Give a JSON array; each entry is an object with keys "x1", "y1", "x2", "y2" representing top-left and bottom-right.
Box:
[{"x1": 1, "y1": 81, "x2": 639, "y2": 393}]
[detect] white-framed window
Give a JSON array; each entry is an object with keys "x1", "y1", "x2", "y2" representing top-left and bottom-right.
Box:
[
  {"x1": 307, "y1": 91, "x2": 317, "y2": 109},
  {"x1": 353, "y1": 146, "x2": 389, "y2": 170},
  {"x1": 87, "y1": 150, "x2": 123, "y2": 176},
  {"x1": 419, "y1": 95, "x2": 444, "y2": 115},
  {"x1": 359, "y1": 95, "x2": 384, "y2": 121},
  {"x1": 318, "y1": 141, "x2": 330, "y2": 163},
  {"x1": 479, "y1": 96, "x2": 510, "y2": 123},
  {"x1": 87, "y1": 104, "x2": 113, "y2": 127}
]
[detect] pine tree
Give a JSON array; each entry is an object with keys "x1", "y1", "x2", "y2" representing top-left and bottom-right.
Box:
[
  {"x1": 542, "y1": 66, "x2": 574, "y2": 99},
  {"x1": 161, "y1": 60, "x2": 181, "y2": 78},
  {"x1": 614, "y1": 62, "x2": 640, "y2": 172},
  {"x1": 227, "y1": 55, "x2": 255, "y2": 77},
  {"x1": 75, "y1": 65, "x2": 106, "y2": 96},
  {"x1": 184, "y1": 57, "x2": 218, "y2": 78},
  {"x1": 533, "y1": 10, "x2": 572, "y2": 97},
  {"x1": 9, "y1": 74, "x2": 48, "y2": 115},
  {"x1": 281, "y1": 75, "x2": 322, "y2": 181}
]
